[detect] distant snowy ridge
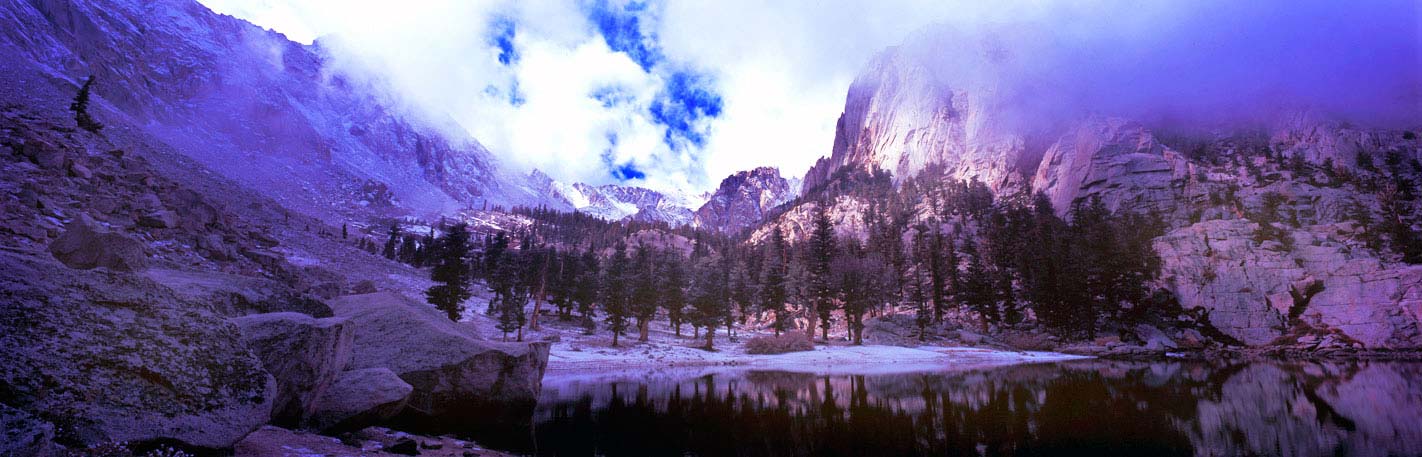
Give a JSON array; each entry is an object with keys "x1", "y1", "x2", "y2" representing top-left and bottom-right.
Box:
[{"x1": 530, "y1": 169, "x2": 707, "y2": 226}]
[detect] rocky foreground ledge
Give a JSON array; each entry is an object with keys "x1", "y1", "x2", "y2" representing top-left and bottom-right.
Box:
[{"x1": 0, "y1": 252, "x2": 548, "y2": 456}]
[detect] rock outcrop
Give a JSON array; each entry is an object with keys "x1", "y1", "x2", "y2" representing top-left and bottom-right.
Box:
[
  {"x1": 232, "y1": 312, "x2": 354, "y2": 426},
  {"x1": 748, "y1": 195, "x2": 871, "y2": 244},
  {"x1": 306, "y1": 368, "x2": 413, "y2": 432},
  {"x1": 0, "y1": 252, "x2": 274, "y2": 449},
  {"x1": 800, "y1": 36, "x2": 1030, "y2": 195},
  {"x1": 47, "y1": 213, "x2": 147, "y2": 271},
  {"x1": 1155, "y1": 219, "x2": 1422, "y2": 347},
  {"x1": 1031, "y1": 118, "x2": 1194, "y2": 216},
  {"x1": 329, "y1": 292, "x2": 550, "y2": 418},
  {"x1": 694, "y1": 167, "x2": 797, "y2": 234}
]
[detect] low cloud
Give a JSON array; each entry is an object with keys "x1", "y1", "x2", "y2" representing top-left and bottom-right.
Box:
[{"x1": 200, "y1": 0, "x2": 1419, "y2": 194}]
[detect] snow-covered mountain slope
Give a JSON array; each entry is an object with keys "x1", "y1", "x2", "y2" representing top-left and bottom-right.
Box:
[
  {"x1": 693, "y1": 167, "x2": 797, "y2": 234},
  {"x1": 0, "y1": 0, "x2": 547, "y2": 220},
  {"x1": 531, "y1": 170, "x2": 705, "y2": 226}
]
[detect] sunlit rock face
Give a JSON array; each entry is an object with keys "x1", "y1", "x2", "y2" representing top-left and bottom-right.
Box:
[
  {"x1": 748, "y1": 195, "x2": 871, "y2": 245},
  {"x1": 694, "y1": 167, "x2": 797, "y2": 234},
  {"x1": 0, "y1": 0, "x2": 546, "y2": 218},
  {"x1": 801, "y1": 41, "x2": 1029, "y2": 196}
]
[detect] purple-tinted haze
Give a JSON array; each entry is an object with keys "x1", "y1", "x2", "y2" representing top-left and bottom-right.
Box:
[{"x1": 907, "y1": 0, "x2": 1420, "y2": 131}]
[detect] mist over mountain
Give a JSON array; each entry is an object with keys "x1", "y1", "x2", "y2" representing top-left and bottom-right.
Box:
[{"x1": 884, "y1": 1, "x2": 1419, "y2": 134}]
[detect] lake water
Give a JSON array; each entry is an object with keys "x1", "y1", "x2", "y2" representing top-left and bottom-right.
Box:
[{"x1": 472, "y1": 359, "x2": 1422, "y2": 456}]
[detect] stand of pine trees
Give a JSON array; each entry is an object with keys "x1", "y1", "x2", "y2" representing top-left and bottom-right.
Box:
[{"x1": 397, "y1": 165, "x2": 1174, "y2": 349}]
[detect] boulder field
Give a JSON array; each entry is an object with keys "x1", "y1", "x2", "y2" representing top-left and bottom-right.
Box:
[{"x1": 1, "y1": 249, "x2": 550, "y2": 454}]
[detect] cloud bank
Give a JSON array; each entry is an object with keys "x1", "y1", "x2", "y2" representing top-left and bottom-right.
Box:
[
  {"x1": 199, "y1": 0, "x2": 1419, "y2": 194},
  {"x1": 897, "y1": 1, "x2": 1421, "y2": 133}
]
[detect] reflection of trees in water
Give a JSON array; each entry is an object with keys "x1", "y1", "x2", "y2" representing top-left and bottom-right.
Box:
[{"x1": 523, "y1": 361, "x2": 1422, "y2": 456}]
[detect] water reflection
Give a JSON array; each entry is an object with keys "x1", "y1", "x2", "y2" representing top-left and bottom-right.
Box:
[{"x1": 474, "y1": 360, "x2": 1422, "y2": 456}]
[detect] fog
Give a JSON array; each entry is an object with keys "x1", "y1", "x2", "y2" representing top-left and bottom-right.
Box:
[{"x1": 900, "y1": 1, "x2": 1420, "y2": 133}]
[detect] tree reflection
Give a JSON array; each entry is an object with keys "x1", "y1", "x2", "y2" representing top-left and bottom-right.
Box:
[{"x1": 477, "y1": 360, "x2": 1422, "y2": 456}]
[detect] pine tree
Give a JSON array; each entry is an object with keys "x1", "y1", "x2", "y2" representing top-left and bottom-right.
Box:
[
  {"x1": 960, "y1": 238, "x2": 997, "y2": 331},
  {"x1": 806, "y1": 204, "x2": 837, "y2": 341},
  {"x1": 834, "y1": 239, "x2": 883, "y2": 345},
  {"x1": 630, "y1": 245, "x2": 660, "y2": 342},
  {"x1": 496, "y1": 290, "x2": 528, "y2": 341},
  {"x1": 602, "y1": 243, "x2": 632, "y2": 346},
  {"x1": 1021, "y1": 192, "x2": 1075, "y2": 334},
  {"x1": 550, "y1": 250, "x2": 576, "y2": 320},
  {"x1": 70, "y1": 75, "x2": 103, "y2": 132},
  {"x1": 661, "y1": 252, "x2": 689, "y2": 336},
  {"x1": 398, "y1": 235, "x2": 419, "y2": 265},
  {"x1": 691, "y1": 255, "x2": 729, "y2": 350},
  {"x1": 382, "y1": 223, "x2": 400, "y2": 260},
  {"x1": 728, "y1": 257, "x2": 754, "y2": 338},
  {"x1": 910, "y1": 267, "x2": 932, "y2": 341},
  {"x1": 483, "y1": 232, "x2": 510, "y2": 280},
  {"x1": 494, "y1": 251, "x2": 529, "y2": 341},
  {"x1": 718, "y1": 254, "x2": 738, "y2": 339},
  {"x1": 1067, "y1": 196, "x2": 1123, "y2": 339},
  {"x1": 425, "y1": 223, "x2": 473, "y2": 321},
  {"x1": 927, "y1": 223, "x2": 950, "y2": 322},
  {"x1": 760, "y1": 227, "x2": 790, "y2": 335},
  {"x1": 574, "y1": 246, "x2": 601, "y2": 334},
  {"x1": 527, "y1": 244, "x2": 553, "y2": 331}
]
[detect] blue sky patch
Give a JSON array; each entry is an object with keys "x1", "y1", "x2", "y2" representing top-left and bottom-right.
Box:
[
  {"x1": 581, "y1": 1, "x2": 723, "y2": 168},
  {"x1": 612, "y1": 163, "x2": 646, "y2": 180},
  {"x1": 585, "y1": 0, "x2": 662, "y2": 71},
  {"x1": 650, "y1": 70, "x2": 723, "y2": 149},
  {"x1": 488, "y1": 16, "x2": 519, "y2": 65}
]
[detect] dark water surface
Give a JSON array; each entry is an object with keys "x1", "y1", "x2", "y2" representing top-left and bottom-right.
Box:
[{"x1": 472, "y1": 360, "x2": 1422, "y2": 456}]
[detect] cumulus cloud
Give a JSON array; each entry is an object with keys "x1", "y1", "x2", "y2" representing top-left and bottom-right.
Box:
[{"x1": 199, "y1": 0, "x2": 1419, "y2": 195}]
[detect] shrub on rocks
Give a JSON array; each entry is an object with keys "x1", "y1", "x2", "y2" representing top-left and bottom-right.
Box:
[{"x1": 745, "y1": 333, "x2": 815, "y2": 355}]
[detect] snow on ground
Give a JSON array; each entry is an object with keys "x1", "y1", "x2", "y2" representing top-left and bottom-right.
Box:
[
  {"x1": 515, "y1": 313, "x2": 1089, "y2": 376},
  {"x1": 547, "y1": 342, "x2": 1086, "y2": 375}
]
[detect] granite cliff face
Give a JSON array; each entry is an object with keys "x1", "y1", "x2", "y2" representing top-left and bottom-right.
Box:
[
  {"x1": 801, "y1": 40, "x2": 1029, "y2": 196},
  {"x1": 693, "y1": 167, "x2": 797, "y2": 234}
]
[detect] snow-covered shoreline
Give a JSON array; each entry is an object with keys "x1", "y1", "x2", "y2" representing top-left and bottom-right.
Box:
[{"x1": 546, "y1": 342, "x2": 1089, "y2": 375}]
